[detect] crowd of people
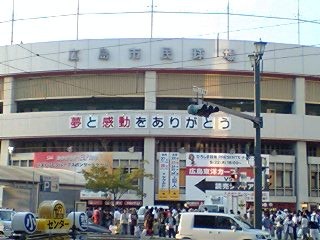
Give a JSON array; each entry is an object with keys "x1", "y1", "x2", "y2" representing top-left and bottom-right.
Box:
[
  {"x1": 261, "y1": 208, "x2": 320, "y2": 240},
  {"x1": 85, "y1": 205, "x2": 182, "y2": 238},
  {"x1": 86, "y1": 205, "x2": 320, "y2": 240}
]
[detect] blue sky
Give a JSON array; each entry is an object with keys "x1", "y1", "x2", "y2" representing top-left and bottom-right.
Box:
[{"x1": 0, "y1": 0, "x2": 319, "y2": 46}]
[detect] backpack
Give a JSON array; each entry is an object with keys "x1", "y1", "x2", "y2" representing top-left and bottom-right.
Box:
[{"x1": 309, "y1": 220, "x2": 318, "y2": 229}]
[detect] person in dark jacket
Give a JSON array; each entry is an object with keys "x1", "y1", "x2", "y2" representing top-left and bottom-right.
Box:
[{"x1": 165, "y1": 211, "x2": 176, "y2": 238}]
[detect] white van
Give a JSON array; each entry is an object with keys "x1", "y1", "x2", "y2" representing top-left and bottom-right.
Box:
[
  {"x1": 176, "y1": 212, "x2": 271, "y2": 240},
  {"x1": 137, "y1": 205, "x2": 169, "y2": 225}
]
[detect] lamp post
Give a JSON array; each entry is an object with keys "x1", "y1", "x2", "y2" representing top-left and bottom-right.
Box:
[{"x1": 248, "y1": 40, "x2": 267, "y2": 229}]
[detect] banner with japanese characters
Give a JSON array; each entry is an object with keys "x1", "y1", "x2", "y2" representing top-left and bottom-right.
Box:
[
  {"x1": 185, "y1": 153, "x2": 269, "y2": 201},
  {"x1": 169, "y1": 152, "x2": 180, "y2": 200},
  {"x1": 33, "y1": 152, "x2": 113, "y2": 172},
  {"x1": 69, "y1": 114, "x2": 231, "y2": 130},
  {"x1": 158, "y1": 152, "x2": 170, "y2": 200},
  {"x1": 158, "y1": 152, "x2": 180, "y2": 201}
]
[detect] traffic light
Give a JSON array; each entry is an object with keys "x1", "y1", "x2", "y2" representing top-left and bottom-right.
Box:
[
  {"x1": 230, "y1": 173, "x2": 239, "y2": 187},
  {"x1": 187, "y1": 104, "x2": 219, "y2": 118},
  {"x1": 263, "y1": 173, "x2": 272, "y2": 190}
]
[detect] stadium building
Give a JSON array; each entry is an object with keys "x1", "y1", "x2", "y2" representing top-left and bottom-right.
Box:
[{"x1": 0, "y1": 38, "x2": 320, "y2": 211}]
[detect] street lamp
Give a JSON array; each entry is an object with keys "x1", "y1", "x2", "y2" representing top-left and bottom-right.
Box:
[
  {"x1": 8, "y1": 146, "x2": 14, "y2": 166},
  {"x1": 248, "y1": 40, "x2": 267, "y2": 229}
]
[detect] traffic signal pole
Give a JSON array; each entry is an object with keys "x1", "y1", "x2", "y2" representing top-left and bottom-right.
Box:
[
  {"x1": 188, "y1": 100, "x2": 263, "y2": 229},
  {"x1": 253, "y1": 54, "x2": 263, "y2": 230},
  {"x1": 188, "y1": 41, "x2": 266, "y2": 229}
]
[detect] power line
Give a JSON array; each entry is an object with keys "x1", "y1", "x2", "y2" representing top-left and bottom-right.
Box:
[
  {"x1": 1, "y1": 10, "x2": 319, "y2": 26},
  {"x1": 1, "y1": 7, "x2": 320, "y2": 46},
  {"x1": 0, "y1": 39, "x2": 318, "y2": 111}
]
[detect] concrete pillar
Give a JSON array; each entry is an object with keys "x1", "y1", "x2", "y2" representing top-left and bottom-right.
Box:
[
  {"x1": 1, "y1": 77, "x2": 16, "y2": 166},
  {"x1": 0, "y1": 140, "x2": 11, "y2": 166},
  {"x1": 3, "y1": 76, "x2": 16, "y2": 113},
  {"x1": 293, "y1": 77, "x2": 308, "y2": 210},
  {"x1": 292, "y1": 77, "x2": 305, "y2": 114},
  {"x1": 295, "y1": 141, "x2": 309, "y2": 210},
  {"x1": 144, "y1": 71, "x2": 157, "y2": 110},
  {"x1": 143, "y1": 137, "x2": 155, "y2": 206}
]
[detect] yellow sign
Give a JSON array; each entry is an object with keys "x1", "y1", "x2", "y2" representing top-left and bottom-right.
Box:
[
  {"x1": 169, "y1": 189, "x2": 180, "y2": 200},
  {"x1": 36, "y1": 218, "x2": 71, "y2": 234},
  {"x1": 158, "y1": 190, "x2": 170, "y2": 200}
]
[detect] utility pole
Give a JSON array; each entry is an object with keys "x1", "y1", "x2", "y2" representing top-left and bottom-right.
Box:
[{"x1": 11, "y1": 0, "x2": 15, "y2": 45}]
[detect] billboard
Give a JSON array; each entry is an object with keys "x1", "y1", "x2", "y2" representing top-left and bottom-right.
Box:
[
  {"x1": 33, "y1": 152, "x2": 113, "y2": 172},
  {"x1": 186, "y1": 153, "x2": 269, "y2": 202}
]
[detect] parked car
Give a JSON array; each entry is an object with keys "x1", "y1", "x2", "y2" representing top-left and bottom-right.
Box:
[
  {"x1": 176, "y1": 212, "x2": 271, "y2": 240},
  {"x1": 0, "y1": 209, "x2": 16, "y2": 237}
]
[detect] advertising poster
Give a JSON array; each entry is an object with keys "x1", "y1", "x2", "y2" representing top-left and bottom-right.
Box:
[
  {"x1": 158, "y1": 152, "x2": 170, "y2": 200},
  {"x1": 186, "y1": 153, "x2": 269, "y2": 201},
  {"x1": 33, "y1": 152, "x2": 113, "y2": 172}
]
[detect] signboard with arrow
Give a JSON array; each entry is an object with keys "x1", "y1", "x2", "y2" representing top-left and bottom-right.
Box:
[
  {"x1": 185, "y1": 152, "x2": 269, "y2": 201},
  {"x1": 40, "y1": 175, "x2": 59, "y2": 192},
  {"x1": 195, "y1": 179, "x2": 255, "y2": 192}
]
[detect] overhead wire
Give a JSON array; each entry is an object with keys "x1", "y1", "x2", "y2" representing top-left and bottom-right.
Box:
[
  {"x1": 1, "y1": 9, "x2": 319, "y2": 25},
  {"x1": 0, "y1": 8, "x2": 318, "y2": 114},
  {"x1": 0, "y1": 40, "x2": 317, "y2": 105}
]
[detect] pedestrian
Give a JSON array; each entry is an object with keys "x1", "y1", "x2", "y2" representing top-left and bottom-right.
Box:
[
  {"x1": 144, "y1": 212, "x2": 154, "y2": 236},
  {"x1": 129, "y1": 208, "x2": 138, "y2": 235},
  {"x1": 120, "y1": 208, "x2": 129, "y2": 235},
  {"x1": 158, "y1": 208, "x2": 167, "y2": 237},
  {"x1": 165, "y1": 211, "x2": 176, "y2": 238},
  {"x1": 100, "y1": 208, "x2": 106, "y2": 227},
  {"x1": 300, "y1": 214, "x2": 309, "y2": 240},
  {"x1": 283, "y1": 214, "x2": 294, "y2": 240},
  {"x1": 86, "y1": 207, "x2": 93, "y2": 219},
  {"x1": 113, "y1": 208, "x2": 121, "y2": 226},
  {"x1": 309, "y1": 211, "x2": 319, "y2": 240},
  {"x1": 92, "y1": 207, "x2": 101, "y2": 225},
  {"x1": 105, "y1": 210, "x2": 113, "y2": 229},
  {"x1": 292, "y1": 212, "x2": 298, "y2": 240},
  {"x1": 275, "y1": 211, "x2": 284, "y2": 240},
  {"x1": 262, "y1": 211, "x2": 273, "y2": 234}
]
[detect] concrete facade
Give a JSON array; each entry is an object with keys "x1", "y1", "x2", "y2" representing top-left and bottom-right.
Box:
[{"x1": 0, "y1": 38, "x2": 319, "y2": 211}]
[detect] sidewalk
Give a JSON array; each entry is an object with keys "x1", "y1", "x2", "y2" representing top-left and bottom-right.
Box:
[{"x1": 86, "y1": 233, "x2": 173, "y2": 240}]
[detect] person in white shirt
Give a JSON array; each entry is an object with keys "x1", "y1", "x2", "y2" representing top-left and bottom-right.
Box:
[
  {"x1": 283, "y1": 214, "x2": 294, "y2": 240},
  {"x1": 120, "y1": 208, "x2": 129, "y2": 235},
  {"x1": 113, "y1": 208, "x2": 121, "y2": 226},
  {"x1": 300, "y1": 214, "x2": 309, "y2": 240},
  {"x1": 153, "y1": 207, "x2": 159, "y2": 221},
  {"x1": 309, "y1": 211, "x2": 319, "y2": 240}
]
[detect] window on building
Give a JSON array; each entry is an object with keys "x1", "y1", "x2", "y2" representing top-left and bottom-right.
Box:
[
  {"x1": 113, "y1": 159, "x2": 141, "y2": 193},
  {"x1": 16, "y1": 98, "x2": 144, "y2": 112},
  {"x1": 306, "y1": 104, "x2": 320, "y2": 116},
  {"x1": 307, "y1": 143, "x2": 320, "y2": 157},
  {"x1": 156, "y1": 98, "x2": 292, "y2": 114},
  {"x1": 309, "y1": 164, "x2": 320, "y2": 197},
  {"x1": 13, "y1": 139, "x2": 144, "y2": 153},
  {"x1": 269, "y1": 162, "x2": 294, "y2": 196},
  {"x1": 156, "y1": 139, "x2": 294, "y2": 155}
]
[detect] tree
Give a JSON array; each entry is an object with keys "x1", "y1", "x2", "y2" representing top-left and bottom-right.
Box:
[{"x1": 82, "y1": 162, "x2": 153, "y2": 207}]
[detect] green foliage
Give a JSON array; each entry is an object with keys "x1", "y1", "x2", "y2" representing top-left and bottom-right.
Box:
[{"x1": 82, "y1": 164, "x2": 153, "y2": 202}]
